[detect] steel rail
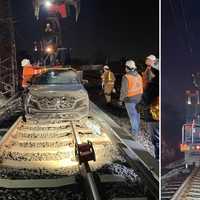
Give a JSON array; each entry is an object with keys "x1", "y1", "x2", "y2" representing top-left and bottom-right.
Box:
[
  {"x1": 0, "y1": 102, "x2": 157, "y2": 199},
  {"x1": 89, "y1": 101, "x2": 159, "y2": 199},
  {"x1": 171, "y1": 167, "x2": 200, "y2": 200},
  {"x1": 71, "y1": 121, "x2": 101, "y2": 200}
]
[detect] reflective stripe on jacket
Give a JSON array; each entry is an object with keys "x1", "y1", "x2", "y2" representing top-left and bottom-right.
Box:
[
  {"x1": 101, "y1": 71, "x2": 116, "y2": 84},
  {"x1": 125, "y1": 74, "x2": 143, "y2": 97}
]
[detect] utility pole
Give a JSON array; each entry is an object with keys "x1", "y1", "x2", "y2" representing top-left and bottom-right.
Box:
[{"x1": 0, "y1": 0, "x2": 18, "y2": 97}]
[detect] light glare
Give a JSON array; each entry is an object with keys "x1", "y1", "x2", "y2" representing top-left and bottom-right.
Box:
[{"x1": 45, "y1": 1, "x2": 52, "y2": 8}]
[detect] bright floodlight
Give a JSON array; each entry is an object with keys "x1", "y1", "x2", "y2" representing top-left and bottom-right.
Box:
[
  {"x1": 45, "y1": 46, "x2": 53, "y2": 54},
  {"x1": 45, "y1": 1, "x2": 52, "y2": 8},
  {"x1": 187, "y1": 99, "x2": 192, "y2": 105}
]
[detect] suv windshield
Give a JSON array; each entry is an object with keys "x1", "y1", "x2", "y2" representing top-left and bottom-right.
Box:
[{"x1": 32, "y1": 70, "x2": 79, "y2": 85}]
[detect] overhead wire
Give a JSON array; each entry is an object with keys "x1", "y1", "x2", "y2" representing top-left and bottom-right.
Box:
[
  {"x1": 180, "y1": 0, "x2": 193, "y2": 54},
  {"x1": 168, "y1": 0, "x2": 190, "y2": 55}
]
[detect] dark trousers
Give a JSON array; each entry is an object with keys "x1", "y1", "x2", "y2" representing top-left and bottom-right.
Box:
[{"x1": 21, "y1": 88, "x2": 28, "y2": 122}]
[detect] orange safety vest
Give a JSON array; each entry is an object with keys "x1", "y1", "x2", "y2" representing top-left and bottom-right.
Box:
[
  {"x1": 22, "y1": 65, "x2": 44, "y2": 88},
  {"x1": 125, "y1": 74, "x2": 143, "y2": 97}
]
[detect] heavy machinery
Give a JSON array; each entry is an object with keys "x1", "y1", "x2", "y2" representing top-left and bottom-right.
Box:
[
  {"x1": 32, "y1": 0, "x2": 80, "y2": 66},
  {"x1": 180, "y1": 73, "x2": 200, "y2": 167}
]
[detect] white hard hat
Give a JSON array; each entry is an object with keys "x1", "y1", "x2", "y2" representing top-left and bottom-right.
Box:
[
  {"x1": 146, "y1": 54, "x2": 157, "y2": 62},
  {"x1": 21, "y1": 59, "x2": 30, "y2": 67},
  {"x1": 103, "y1": 65, "x2": 110, "y2": 70},
  {"x1": 125, "y1": 60, "x2": 136, "y2": 70}
]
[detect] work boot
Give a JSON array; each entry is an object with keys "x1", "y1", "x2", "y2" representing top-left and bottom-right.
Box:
[
  {"x1": 130, "y1": 132, "x2": 137, "y2": 141},
  {"x1": 136, "y1": 135, "x2": 143, "y2": 142},
  {"x1": 133, "y1": 134, "x2": 143, "y2": 143},
  {"x1": 132, "y1": 134, "x2": 137, "y2": 141}
]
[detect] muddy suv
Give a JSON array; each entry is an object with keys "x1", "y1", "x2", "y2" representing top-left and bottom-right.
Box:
[{"x1": 25, "y1": 68, "x2": 89, "y2": 120}]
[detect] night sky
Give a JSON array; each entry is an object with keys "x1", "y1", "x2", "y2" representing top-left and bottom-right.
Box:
[
  {"x1": 11, "y1": 0, "x2": 159, "y2": 61},
  {"x1": 162, "y1": 0, "x2": 199, "y2": 166}
]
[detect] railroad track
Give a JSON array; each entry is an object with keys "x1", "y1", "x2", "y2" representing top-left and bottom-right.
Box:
[
  {"x1": 0, "y1": 102, "x2": 158, "y2": 199},
  {"x1": 170, "y1": 167, "x2": 200, "y2": 200},
  {"x1": 161, "y1": 173, "x2": 189, "y2": 200},
  {"x1": 0, "y1": 116, "x2": 119, "y2": 171},
  {"x1": 0, "y1": 116, "x2": 131, "y2": 199}
]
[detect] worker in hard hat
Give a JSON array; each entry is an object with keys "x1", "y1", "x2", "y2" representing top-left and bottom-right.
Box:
[
  {"x1": 21, "y1": 59, "x2": 47, "y2": 122},
  {"x1": 101, "y1": 65, "x2": 116, "y2": 104},
  {"x1": 142, "y1": 54, "x2": 157, "y2": 90},
  {"x1": 137, "y1": 60, "x2": 159, "y2": 159},
  {"x1": 45, "y1": 23, "x2": 53, "y2": 33},
  {"x1": 44, "y1": 22, "x2": 55, "y2": 43},
  {"x1": 21, "y1": 59, "x2": 45, "y2": 88},
  {"x1": 119, "y1": 60, "x2": 143, "y2": 137}
]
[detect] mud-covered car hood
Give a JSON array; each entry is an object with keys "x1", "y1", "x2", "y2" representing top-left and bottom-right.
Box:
[{"x1": 29, "y1": 84, "x2": 87, "y2": 97}]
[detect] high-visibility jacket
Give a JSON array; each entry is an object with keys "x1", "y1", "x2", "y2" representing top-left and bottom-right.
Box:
[
  {"x1": 101, "y1": 71, "x2": 116, "y2": 85},
  {"x1": 22, "y1": 65, "x2": 45, "y2": 88},
  {"x1": 125, "y1": 74, "x2": 143, "y2": 97}
]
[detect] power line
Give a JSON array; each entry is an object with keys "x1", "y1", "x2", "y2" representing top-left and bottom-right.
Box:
[
  {"x1": 180, "y1": 0, "x2": 193, "y2": 54},
  {"x1": 168, "y1": 0, "x2": 190, "y2": 54}
]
